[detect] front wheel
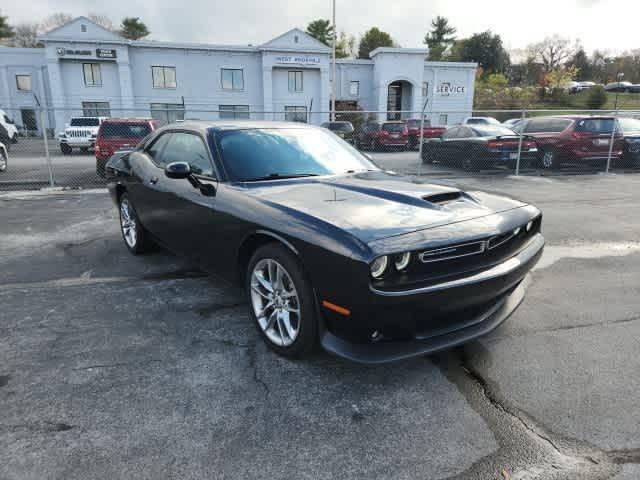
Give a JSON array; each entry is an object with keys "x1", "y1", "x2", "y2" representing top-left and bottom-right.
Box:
[
  {"x1": 119, "y1": 193, "x2": 152, "y2": 254},
  {"x1": 0, "y1": 150, "x2": 7, "y2": 172},
  {"x1": 247, "y1": 243, "x2": 317, "y2": 358},
  {"x1": 60, "y1": 143, "x2": 72, "y2": 155}
]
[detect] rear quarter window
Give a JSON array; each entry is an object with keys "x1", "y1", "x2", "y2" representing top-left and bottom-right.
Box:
[{"x1": 575, "y1": 118, "x2": 616, "y2": 134}]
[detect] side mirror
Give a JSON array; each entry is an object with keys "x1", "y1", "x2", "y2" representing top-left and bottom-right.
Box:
[{"x1": 165, "y1": 161, "x2": 191, "y2": 179}]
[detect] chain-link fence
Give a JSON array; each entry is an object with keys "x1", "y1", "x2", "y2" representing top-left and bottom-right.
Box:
[{"x1": 1, "y1": 107, "x2": 639, "y2": 191}]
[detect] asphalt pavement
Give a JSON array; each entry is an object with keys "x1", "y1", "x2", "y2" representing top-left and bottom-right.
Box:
[{"x1": 1, "y1": 166, "x2": 639, "y2": 479}]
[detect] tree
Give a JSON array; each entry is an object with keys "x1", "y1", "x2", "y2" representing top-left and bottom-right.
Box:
[
  {"x1": 449, "y1": 31, "x2": 510, "y2": 74},
  {"x1": 424, "y1": 16, "x2": 456, "y2": 61},
  {"x1": 11, "y1": 23, "x2": 42, "y2": 47},
  {"x1": 305, "y1": 19, "x2": 333, "y2": 47},
  {"x1": 545, "y1": 65, "x2": 578, "y2": 89},
  {"x1": 358, "y1": 27, "x2": 394, "y2": 59},
  {"x1": 586, "y1": 85, "x2": 607, "y2": 109},
  {"x1": 567, "y1": 48, "x2": 592, "y2": 80},
  {"x1": 39, "y1": 13, "x2": 72, "y2": 33},
  {"x1": 335, "y1": 31, "x2": 356, "y2": 59},
  {"x1": 119, "y1": 17, "x2": 149, "y2": 40},
  {"x1": 0, "y1": 11, "x2": 13, "y2": 39},
  {"x1": 87, "y1": 13, "x2": 114, "y2": 31},
  {"x1": 526, "y1": 35, "x2": 580, "y2": 73}
]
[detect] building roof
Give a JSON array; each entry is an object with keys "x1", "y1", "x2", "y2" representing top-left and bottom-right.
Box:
[{"x1": 370, "y1": 47, "x2": 428, "y2": 58}]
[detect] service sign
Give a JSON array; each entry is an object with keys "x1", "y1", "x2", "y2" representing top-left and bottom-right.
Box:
[
  {"x1": 96, "y1": 48, "x2": 117, "y2": 59},
  {"x1": 437, "y1": 82, "x2": 467, "y2": 97},
  {"x1": 275, "y1": 55, "x2": 321, "y2": 65},
  {"x1": 56, "y1": 47, "x2": 92, "y2": 57}
]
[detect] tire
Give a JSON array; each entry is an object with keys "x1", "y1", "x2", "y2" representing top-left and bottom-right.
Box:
[
  {"x1": 461, "y1": 157, "x2": 478, "y2": 171},
  {"x1": 60, "y1": 143, "x2": 72, "y2": 155},
  {"x1": 422, "y1": 148, "x2": 434, "y2": 164},
  {"x1": 540, "y1": 148, "x2": 559, "y2": 169},
  {"x1": 118, "y1": 193, "x2": 152, "y2": 254},
  {"x1": 0, "y1": 150, "x2": 7, "y2": 173},
  {"x1": 11, "y1": 133, "x2": 18, "y2": 144},
  {"x1": 96, "y1": 162, "x2": 106, "y2": 178},
  {"x1": 246, "y1": 243, "x2": 317, "y2": 358}
]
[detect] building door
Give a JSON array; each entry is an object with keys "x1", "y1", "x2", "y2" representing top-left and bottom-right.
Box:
[
  {"x1": 387, "y1": 82, "x2": 402, "y2": 120},
  {"x1": 20, "y1": 109, "x2": 37, "y2": 135}
]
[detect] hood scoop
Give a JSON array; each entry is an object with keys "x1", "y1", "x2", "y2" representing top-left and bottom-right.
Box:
[{"x1": 422, "y1": 191, "x2": 464, "y2": 205}]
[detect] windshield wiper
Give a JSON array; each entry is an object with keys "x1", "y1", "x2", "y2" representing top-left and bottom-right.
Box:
[{"x1": 242, "y1": 173, "x2": 320, "y2": 182}]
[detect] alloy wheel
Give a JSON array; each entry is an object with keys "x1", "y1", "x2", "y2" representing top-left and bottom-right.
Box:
[
  {"x1": 250, "y1": 258, "x2": 301, "y2": 347},
  {"x1": 0, "y1": 153, "x2": 6, "y2": 172},
  {"x1": 542, "y1": 151, "x2": 554, "y2": 169},
  {"x1": 120, "y1": 199, "x2": 138, "y2": 248}
]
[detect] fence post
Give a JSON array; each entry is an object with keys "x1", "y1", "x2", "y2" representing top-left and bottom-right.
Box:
[
  {"x1": 514, "y1": 109, "x2": 526, "y2": 176},
  {"x1": 39, "y1": 108, "x2": 54, "y2": 187},
  {"x1": 605, "y1": 109, "x2": 618, "y2": 174},
  {"x1": 417, "y1": 100, "x2": 429, "y2": 177}
]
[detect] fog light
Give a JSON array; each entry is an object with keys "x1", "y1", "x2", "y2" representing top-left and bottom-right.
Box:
[{"x1": 370, "y1": 255, "x2": 388, "y2": 279}]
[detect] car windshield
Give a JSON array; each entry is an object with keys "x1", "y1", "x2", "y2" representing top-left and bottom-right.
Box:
[
  {"x1": 101, "y1": 124, "x2": 151, "y2": 138},
  {"x1": 382, "y1": 123, "x2": 404, "y2": 133},
  {"x1": 70, "y1": 118, "x2": 100, "y2": 127},
  {"x1": 216, "y1": 128, "x2": 378, "y2": 182},
  {"x1": 467, "y1": 117, "x2": 500, "y2": 125},
  {"x1": 473, "y1": 126, "x2": 517, "y2": 137},
  {"x1": 323, "y1": 122, "x2": 353, "y2": 132},
  {"x1": 618, "y1": 117, "x2": 640, "y2": 132}
]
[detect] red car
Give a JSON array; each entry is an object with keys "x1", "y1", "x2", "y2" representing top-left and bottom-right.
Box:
[
  {"x1": 355, "y1": 121, "x2": 408, "y2": 151},
  {"x1": 518, "y1": 116, "x2": 624, "y2": 169},
  {"x1": 404, "y1": 119, "x2": 447, "y2": 149},
  {"x1": 96, "y1": 118, "x2": 162, "y2": 177}
]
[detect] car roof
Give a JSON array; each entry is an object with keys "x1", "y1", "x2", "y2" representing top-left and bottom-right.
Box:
[
  {"x1": 102, "y1": 117, "x2": 156, "y2": 124},
  {"x1": 154, "y1": 120, "x2": 325, "y2": 135}
]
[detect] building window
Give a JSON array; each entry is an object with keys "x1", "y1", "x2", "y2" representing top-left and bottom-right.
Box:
[
  {"x1": 349, "y1": 80, "x2": 359, "y2": 96},
  {"x1": 219, "y1": 105, "x2": 250, "y2": 120},
  {"x1": 288, "y1": 71, "x2": 303, "y2": 93},
  {"x1": 81, "y1": 24, "x2": 87, "y2": 32},
  {"x1": 83, "y1": 63, "x2": 102, "y2": 86},
  {"x1": 150, "y1": 103, "x2": 185, "y2": 124},
  {"x1": 221, "y1": 69, "x2": 244, "y2": 91},
  {"x1": 152, "y1": 66, "x2": 177, "y2": 89},
  {"x1": 82, "y1": 102, "x2": 111, "y2": 117},
  {"x1": 285, "y1": 106, "x2": 307, "y2": 123},
  {"x1": 16, "y1": 75, "x2": 32, "y2": 91},
  {"x1": 439, "y1": 114, "x2": 448, "y2": 126},
  {"x1": 422, "y1": 82, "x2": 429, "y2": 97}
]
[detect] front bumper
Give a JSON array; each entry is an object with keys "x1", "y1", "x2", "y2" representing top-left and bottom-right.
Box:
[
  {"x1": 58, "y1": 136, "x2": 95, "y2": 148},
  {"x1": 320, "y1": 233, "x2": 544, "y2": 364}
]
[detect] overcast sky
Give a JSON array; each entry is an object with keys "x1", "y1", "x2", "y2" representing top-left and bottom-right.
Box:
[{"x1": 3, "y1": 0, "x2": 637, "y2": 54}]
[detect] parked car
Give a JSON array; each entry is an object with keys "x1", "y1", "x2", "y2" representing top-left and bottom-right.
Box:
[
  {"x1": 503, "y1": 118, "x2": 524, "y2": 129},
  {"x1": 604, "y1": 81, "x2": 640, "y2": 93},
  {"x1": 617, "y1": 117, "x2": 640, "y2": 166},
  {"x1": 0, "y1": 141, "x2": 7, "y2": 173},
  {"x1": 463, "y1": 116, "x2": 501, "y2": 126},
  {"x1": 354, "y1": 121, "x2": 408, "y2": 150},
  {"x1": 58, "y1": 116, "x2": 107, "y2": 154},
  {"x1": 321, "y1": 121, "x2": 355, "y2": 144},
  {"x1": 422, "y1": 124, "x2": 538, "y2": 170},
  {"x1": 404, "y1": 119, "x2": 446, "y2": 149},
  {"x1": 514, "y1": 116, "x2": 624, "y2": 169},
  {"x1": 96, "y1": 118, "x2": 162, "y2": 177},
  {"x1": 105, "y1": 121, "x2": 544, "y2": 363},
  {"x1": 0, "y1": 109, "x2": 19, "y2": 149}
]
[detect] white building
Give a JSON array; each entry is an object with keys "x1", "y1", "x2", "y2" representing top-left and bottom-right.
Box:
[{"x1": 0, "y1": 16, "x2": 477, "y2": 133}]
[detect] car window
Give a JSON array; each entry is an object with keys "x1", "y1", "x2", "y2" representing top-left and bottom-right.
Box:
[
  {"x1": 146, "y1": 133, "x2": 172, "y2": 164},
  {"x1": 161, "y1": 132, "x2": 214, "y2": 176},
  {"x1": 524, "y1": 118, "x2": 572, "y2": 133},
  {"x1": 382, "y1": 123, "x2": 404, "y2": 133},
  {"x1": 101, "y1": 123, "x2": 152, "y2": 138},
  {"x1": 70, "y1": 118, "x2": 100, "y2": 127},
  {"x1": 442, "y1": 127, "x2": 459, "y2": 139},
  {"x1": 326, "y1": 122, "x2": 353, "y2": 132},
  {"x1": 473, "y1": 126, "x2": 517, "y2": 137},
  {"x1": 575, "y1": 118, "x2": 616, "y2": 134},
  {"x1": 618, "y1": 117, "x2": 640, "y2": 132}
]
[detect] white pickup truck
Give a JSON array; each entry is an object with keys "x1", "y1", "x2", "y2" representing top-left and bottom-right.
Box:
[
  {"x1": 58, "y1": 117, "x2": 107, "y2": 154},
  {"x1": 0, "y1": 109, "x2": 19, "y2": 150}
]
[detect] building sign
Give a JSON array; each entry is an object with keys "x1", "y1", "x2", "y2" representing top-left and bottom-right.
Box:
[
  {"x1": 56, "y1": 47, "x2": 92, "y2": 57},
  {"x1": 437, "y1": 82, "x2": 467, "y2": 97},
  {"x1": 96, "y1": 48, "x2": 117, "y2": 59},
  {"x1": 275, "y1": 55, "x2": 320, "y2": 65}
]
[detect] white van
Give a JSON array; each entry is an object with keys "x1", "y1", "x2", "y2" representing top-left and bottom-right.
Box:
[
  {"x1": 0, "y1": 109, "x2": 19, "y2": 149},
  {"x1": 0, "y1": 141, "x2": 8, "y2": 173}
]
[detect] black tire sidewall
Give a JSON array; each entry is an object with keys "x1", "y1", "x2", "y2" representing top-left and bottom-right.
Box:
[{"x1": 246, "y1": 243, "x2": 317, "y2": 358}]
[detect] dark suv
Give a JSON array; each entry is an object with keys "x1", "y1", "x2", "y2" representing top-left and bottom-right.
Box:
[
  {"x1": 321, "y1": 121, "x2": 355, "y2": 144},
  {"x1": 354, "y1": 121, "x2": 408, "y2": 151},
  {"x1": 517, "y1": 116, "x2": 624, "y2": 169}
]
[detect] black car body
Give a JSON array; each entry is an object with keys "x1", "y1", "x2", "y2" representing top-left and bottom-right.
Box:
[
  {"x1": 422, "y1": 125, "x2": 539, "y2": 170},
  {"x1": 106, "y1": 121, "x2": 544, "y2": 364},
  {"x1": 321, "y1": 121, "x2": 355, "y2": 144},
  {"x1": 618, "y1": 117, "x2": 640, "y2": 166}
]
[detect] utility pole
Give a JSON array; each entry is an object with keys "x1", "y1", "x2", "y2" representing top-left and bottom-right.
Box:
[{"x1": 331, "y1": 0, "x2": 336, "y2": 121}]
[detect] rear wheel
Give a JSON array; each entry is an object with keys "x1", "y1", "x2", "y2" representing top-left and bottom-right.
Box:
[
  {"x1": 60, "y1": 143, "x2": 72, "y2": 155},
  {"x1": 0, "y1": 150, "x2": 7, "y2": 172},
  {"x1": 540, "y1": 148, "x2": 559, "y2": 169},
  {"x1": 246, "y1": 243, "x2": 317, "y2": 358},
  {"x1": 119, "y1": 193, "x2": 152, "y2": 254}
]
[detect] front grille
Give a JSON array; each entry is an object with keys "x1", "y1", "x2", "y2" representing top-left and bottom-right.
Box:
[
  {"x1": 68, "y1": 130, "x2": 90, "y2": 138},
  {"x1": 419, "y1": 240, "x2": 485, "y2": 263}
]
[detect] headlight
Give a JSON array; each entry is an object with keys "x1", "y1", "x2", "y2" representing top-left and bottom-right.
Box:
[
  {"x1": 394, "y1": 252, "x2": 411, "y2": 271},
  {"x1": 370, "y1": 255, "x2": 388, "y2": 279}
]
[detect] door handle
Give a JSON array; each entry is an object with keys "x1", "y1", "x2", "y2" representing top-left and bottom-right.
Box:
[{"x1": 149, "y1": 176, "x2": 158, "y2": 185}]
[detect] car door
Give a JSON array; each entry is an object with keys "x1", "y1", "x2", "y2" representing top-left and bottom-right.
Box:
[{"x1": 439, "y1": 127, "x2": 461, "y2": 163}]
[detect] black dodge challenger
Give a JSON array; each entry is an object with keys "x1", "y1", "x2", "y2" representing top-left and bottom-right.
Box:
[{"x1": 106, "y1": 121, "x2": 544, "y2": 364}]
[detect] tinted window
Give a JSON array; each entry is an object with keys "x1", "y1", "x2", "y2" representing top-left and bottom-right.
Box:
[
  {"x1": 324, "y1": 122, "x2": 353, "y2": 132},
  {"x1": 161, "y1": 133, "x2": 213, "y2": 176},
  {"x1": 442, "y1": 127, "x2": 459, "y2": 139},
  {"x1": 101, "y1": 124, "x2": 151, "y2": 138},
  {"x1": 575, "y1": 118, "x2": 615, "y2": 134},
  {"x1": 382, "y1": 123, "x2": 404, "y2": 133},
  {"x1": 362, "y1": 123, "x2": 380, "y2": 132},
  {"x1": 524, "y1": 118, "x2": 572, "y2": 133},
  {"x1": 146, "y1": 133, "x2": 171, "y2": 164},
  {"x1": 70, "y1": 118, "x2": 100, "y2": 127},
  {"x1": 217, "y1": 128, "x2": 377, "y2": 182},
  {"x1": 473, "y1": 126, "x2": 517, "y2": 137}
]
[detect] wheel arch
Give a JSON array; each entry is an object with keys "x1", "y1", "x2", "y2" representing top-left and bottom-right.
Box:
[{"x1": 236, "y1": 230, "x2": 300, "y2": 286}]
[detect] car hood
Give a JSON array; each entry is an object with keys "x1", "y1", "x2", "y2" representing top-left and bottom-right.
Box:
[{"x1": 245, "y1": 170, "x2": 527, "y2": 243}]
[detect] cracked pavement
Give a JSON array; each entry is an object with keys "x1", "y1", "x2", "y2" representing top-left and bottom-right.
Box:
[{"x1": 1, "y1": 172, "x2": 639, "y2": 479}]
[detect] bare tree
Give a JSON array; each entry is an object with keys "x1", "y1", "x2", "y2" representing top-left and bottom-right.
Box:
[
  {"x1": 38, "y1": 13, "x2": 72, "y2": 33},
  {"x1": 526, "y1": 35, "x2": 581, "y2": 73},
  {"x1": 11, "y1": 23, "x2": 42, "y2": 47},
  {"x1": 87, "y1": 13, "x2": 114, "y2": 31}
]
